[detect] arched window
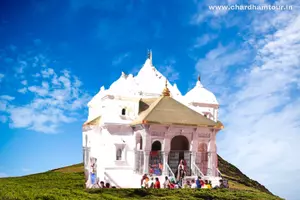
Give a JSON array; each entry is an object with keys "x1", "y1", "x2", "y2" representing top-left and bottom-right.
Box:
[
  {"x1": 151, "y1": 141, "x2": 162, "y2": 151},
  {"x1": 121, "y1": 108, "x2": 126, "y2": 115},
  {"x1": 116, "y1": 148, "x2": 122, "y2": 160},
  {"x1": 139, "y1": 136, "x2": 143, "y2": 150}
]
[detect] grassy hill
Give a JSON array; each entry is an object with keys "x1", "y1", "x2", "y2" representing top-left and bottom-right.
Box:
[{"x1": 0, "y1": 155, "x2": 283, "y2": 200}]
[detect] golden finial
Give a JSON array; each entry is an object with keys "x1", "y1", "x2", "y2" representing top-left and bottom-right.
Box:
[{"x1": 162, "y1": 79, "x2": 170, "y2": 96}]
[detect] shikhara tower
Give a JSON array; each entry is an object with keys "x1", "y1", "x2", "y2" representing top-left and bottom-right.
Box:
[{"x1": 82, "y1": 51, "x2": 224, "y2": 188}]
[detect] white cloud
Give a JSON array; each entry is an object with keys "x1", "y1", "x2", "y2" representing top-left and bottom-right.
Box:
[
  {"x1": 191, "y1": 0, "x2": 233, "y2": 25},
  {"x1": 158, "y1": 59, "x2": 180, "y2": 82},
  {"x1": 28, "y1": 85, "x2": 49, "y2": 96},
  {"x1": 195, "y1": 43, "x2": 251, "y2": 98},
  {"x1": 21, "y1": 80, "x2": 27, "y2": 85},
  {"x1": 112, "y1": 52, "x2": 130, "y2": 66},
  {"x1": 17, "y1": 88, "x2": 27, "y2": 94},
  {"x1": 196, "y1": 1, "x2": 300, "y2": 199},
  {"x1": 0, "y1": 95, "x2": 15, "y2": 113},
  {"x1": 0, "y1": 95, "x2": 15, "y2": 101},
  {"x1": 0, "y1": 45, "x2": 91, "y2": 133},
  {"x1": 194, "y1": 34, "x2": 217, "y2": 48},
  {"x1": 8, "y1": 67, "x2": 90, "y2": 133}
]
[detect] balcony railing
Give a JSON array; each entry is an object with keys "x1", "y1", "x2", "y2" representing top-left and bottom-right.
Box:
[
  {"x1": 134, "y1": 150, "x2": 144, "y2": 174},
  {"x1": 165, "y1": 162, "x2": 175, "y2": 179}
]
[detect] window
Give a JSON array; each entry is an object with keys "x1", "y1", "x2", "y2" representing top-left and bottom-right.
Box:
[
  {"x1": 121, "y1": 108, "x2": 126, "y2": 115},
  {"x1": 116, "y1": 148, "x2": 122, "y2": 160},
  {"x1": 139, "y1": 136, "x2": 143, "y2": 150}
]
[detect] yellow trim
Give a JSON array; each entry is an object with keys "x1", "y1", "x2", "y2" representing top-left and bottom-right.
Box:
[
  {"x1": 214, "y1": 121, "x2": 224, "y2": 129},
  {"x1": 132, "y1": 120, "x2": 218, "y2": 128}
]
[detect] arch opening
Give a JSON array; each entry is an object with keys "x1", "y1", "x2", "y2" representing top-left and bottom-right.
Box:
[
  {"x1": 136, "y1": 133, "x2": 143, "y2": 150},
  {"x1": 170, "y1": 135, "x2": 189, "y2": 151},
  {"x1": 121, "y1": 108, "x2": 126, "y2": 115},
  {"x1": 168, "y1": 135, "x2": 191, "y2": 176},
  {"x1": 151, "y1": 141, "x2": 162, "y2": 151}
]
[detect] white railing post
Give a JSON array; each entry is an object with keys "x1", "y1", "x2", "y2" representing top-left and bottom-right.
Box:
[
  {"x1": 165, "y1": 163, "x2": 175, "y2": 179},
  {"x1": 162, "y1": 151, "x2": 169, "y2": 176},
  {"x1": 192, "y1": 163, "x2": 205, "y2": 178},
  {"x1": 143, "y1": 150, "x2": 150, "y2": 174}
]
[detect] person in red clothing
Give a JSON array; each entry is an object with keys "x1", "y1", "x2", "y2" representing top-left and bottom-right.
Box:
[
  {"x1": 154, "y1": 177, "x2": 161, "y2": 189},
  {"x1": 141, "y1": 174, "x2": 147, "y2": 188}
]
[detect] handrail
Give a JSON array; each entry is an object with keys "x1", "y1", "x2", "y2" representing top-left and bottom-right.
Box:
[
  {"x1": 165, "y1": 163, "x2": 175, "y2": 179},
  {"x1": 104, "y1": 172, "x2": 121, "y2": 188},
  {"x1": 216, "y1": 168, "x2": 223, "y2": 177},
  {"x1": 192, "y1": 163, "x2": 205, "y2": 177}
]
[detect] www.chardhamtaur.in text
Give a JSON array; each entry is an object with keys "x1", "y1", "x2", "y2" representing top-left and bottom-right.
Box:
[{"x1": 208, "y1": 4, "x2": 293, "y2": 11}]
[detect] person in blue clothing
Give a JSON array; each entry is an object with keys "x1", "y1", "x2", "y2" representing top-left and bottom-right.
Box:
[{"x1": 196, "y1": 176, "x2": 202, "y2": 188}]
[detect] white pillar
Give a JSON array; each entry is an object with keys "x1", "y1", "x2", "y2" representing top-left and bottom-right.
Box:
[
  {"x1": 208, "y1": 135, "x2": 217, "y2": 177},
  {"x1": 162, "y1": 151, "x2": 169, "y2": 175},
  {"x1": 143, "y1": 151, "x2": 150, "y2": 174}
]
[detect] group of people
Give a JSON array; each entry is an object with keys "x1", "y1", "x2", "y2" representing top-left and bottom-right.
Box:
[
  {"x1": 140, "y1": 158, "x2": 228, "y2": 189},
  {"x1": 141, "y1": 174, "x2": 227, "y2": 189}
]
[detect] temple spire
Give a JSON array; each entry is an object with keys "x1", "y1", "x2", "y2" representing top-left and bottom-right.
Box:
[
  {"x1": 147, "y1": 49, "x2": 152, "y2": 65},
  {"x1": 196, "y1": 74, "x2": 203, "y2": 87},
  {"x1": 162, "y1": 78, "x2": 170, "y2": 96}
]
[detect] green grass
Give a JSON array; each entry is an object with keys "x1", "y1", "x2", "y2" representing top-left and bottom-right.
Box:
[{"x1": 0, "y1": 156, "x2": 284, "y2": 200}]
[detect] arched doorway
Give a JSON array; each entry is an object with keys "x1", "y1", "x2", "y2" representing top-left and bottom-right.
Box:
[
  {"x1": 149, "y1": 141, "x2": 163, "y2": 176},
  {"x1": 151, "y1": 141, "x2": 162, "y2": 151},
  {"x1": 170, "y1": 136, "x2": 189, "y2": 151},
  {"x1": 169, "y1": 135, "x2": 191, "y2": 176}
]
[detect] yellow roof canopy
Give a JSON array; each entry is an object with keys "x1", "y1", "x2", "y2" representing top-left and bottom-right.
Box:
[{"x1": 132, "y1": 96, "x2": 217, "y2": 127}]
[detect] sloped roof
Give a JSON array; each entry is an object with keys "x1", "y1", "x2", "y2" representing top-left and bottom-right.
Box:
[
  {"x1": 138, "y1": 98, "x2": 158, "y2": 113},
  {"x1": 132, "y1": 96, "x2": 217, "y2": 127},
  {"x1": 83, "y1": 116, "x2": 101, "y2": 126}
]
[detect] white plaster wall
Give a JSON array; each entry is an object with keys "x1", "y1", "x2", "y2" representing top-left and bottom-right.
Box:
[
  {"x1": 97, "y1": 99, "x2": 138, "y2": 120},
  {"x1": 96, "y1": 128, "x2": 135, "y2": 167},
  {"x1": 83, "y1": 129, "x2": 95, "y2": 148},
  {"x1": 187, "y1": 105, "x2": 219, "y2": 121},
  {"x1": 82, "y1": 131, "x2": 87, "y2": 147}
]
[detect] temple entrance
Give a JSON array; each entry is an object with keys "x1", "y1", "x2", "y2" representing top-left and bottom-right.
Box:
[
  {"x1": 168, "y1": 136, "x2": 191, "y2": 176},
  {"x1": 149, "y1": 141, "x2": 163, "y2": 176}
]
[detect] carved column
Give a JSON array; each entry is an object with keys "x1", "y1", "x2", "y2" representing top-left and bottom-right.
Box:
[
  {"x1": 143, "y1": 150, "x2": 150, "y2": 174},
  {"x1": 207, "y1": 132, "x2": 217, "y2": 177}
]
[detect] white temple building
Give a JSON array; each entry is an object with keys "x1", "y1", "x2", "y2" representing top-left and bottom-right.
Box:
[{"x1": 82, "y1": 51, "x2": 224, "y2": 188}]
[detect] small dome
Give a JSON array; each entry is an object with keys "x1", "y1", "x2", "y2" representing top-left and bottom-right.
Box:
[{"x1": 184, "y1": 79, "x2": 218, "y2": 105}]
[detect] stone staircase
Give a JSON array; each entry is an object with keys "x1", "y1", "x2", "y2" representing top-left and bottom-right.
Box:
[
  {"x1": 104, "y1": 167, "x2": 141, "y2": 188},
  {"x1": 102, "y1": 163, "x2": 222, "y2": 188}
]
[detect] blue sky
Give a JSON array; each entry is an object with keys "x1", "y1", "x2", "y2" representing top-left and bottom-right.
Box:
[{"x1": 0, "y1": 0, "x2": 299, "y2": 199}]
